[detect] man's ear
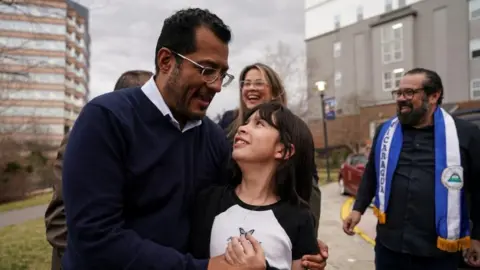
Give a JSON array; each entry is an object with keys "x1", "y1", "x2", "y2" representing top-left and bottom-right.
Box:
[
  {"x1": 157, "y1": 48, "x2": 175, "y2": 75},
  {"x1": 274, "y1": 143, "x2": 295, "y2": 160}
]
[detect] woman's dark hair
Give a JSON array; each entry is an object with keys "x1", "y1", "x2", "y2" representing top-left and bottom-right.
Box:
[{"x1": 228, "y1": 101, "x2": 315, "y2": 206}]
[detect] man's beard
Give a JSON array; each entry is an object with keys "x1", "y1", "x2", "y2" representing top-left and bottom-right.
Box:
[
  {"x1": 397, "y1": 97, "x2": 429, "y2": 126},
  {"x1": 164, "y1": 66, "x2": 204, "y2": 121}
]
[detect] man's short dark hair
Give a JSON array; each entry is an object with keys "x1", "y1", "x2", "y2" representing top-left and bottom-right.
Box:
[
  {"x1": 113, "y1": 70, "x2": 153, "y2": 90},
  {"x1": 404, "y1": 68, "x2": 444, "y2": 105},
  {"x1": 154, "y1": 8, "x2": 231, "y2": 73}
]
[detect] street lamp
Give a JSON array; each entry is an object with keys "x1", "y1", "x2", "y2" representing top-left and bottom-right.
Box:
[{"x1": 315, "y1": 80, "x2": 331, "y2": 183}]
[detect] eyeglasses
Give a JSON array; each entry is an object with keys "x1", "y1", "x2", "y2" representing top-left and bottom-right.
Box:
[
  {"x1": 170, "y1": 50, "x2": 234, "y2": 87},
  {"x1": 391, "y1": 88, "x2": 423, "y2": 100},
  {"x1": 240, "y1": 80, "x2": 268, "y2": 88}
]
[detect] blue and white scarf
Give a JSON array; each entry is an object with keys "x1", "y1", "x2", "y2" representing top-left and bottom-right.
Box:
[{"x1": 373, "y1": 107, "x2": 470, "y2": 252}]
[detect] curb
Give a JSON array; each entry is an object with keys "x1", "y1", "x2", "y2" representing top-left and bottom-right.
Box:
[{"x1": 340, "y1": 197, "x2": 376, "y2": 246}]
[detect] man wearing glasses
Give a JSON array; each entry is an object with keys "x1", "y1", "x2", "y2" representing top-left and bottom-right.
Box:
[
  {"x1": 343, "y1": 68, "x2": 480, "y2": 270},
  {"x1": 61, "y1": 8, "x2": 327, "y2": 270}
]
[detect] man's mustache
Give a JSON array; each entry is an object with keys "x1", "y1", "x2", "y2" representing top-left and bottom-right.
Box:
[{"x1": 397, "y1": 101, "x2": 413, "y2": 110}]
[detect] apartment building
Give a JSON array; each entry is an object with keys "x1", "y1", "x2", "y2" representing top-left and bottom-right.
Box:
[
  {"x1": 0, "y1": 0, "x2": 90, "y2": 147},
  {"x1": 305, "y1": 0, "x2": 480, "y2": 147}
]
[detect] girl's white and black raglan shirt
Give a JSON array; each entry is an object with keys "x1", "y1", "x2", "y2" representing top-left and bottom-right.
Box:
[{"x1": 189, "y1": 185, "x2": 319, "y2": 270}]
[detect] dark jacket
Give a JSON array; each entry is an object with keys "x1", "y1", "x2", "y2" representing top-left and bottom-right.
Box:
[
  {"x1": 353, "y1": 117, "x2": 480, "y2": 257},
  {"x1": 45, "y1": 131, "x2": 70, "y2": 270}
]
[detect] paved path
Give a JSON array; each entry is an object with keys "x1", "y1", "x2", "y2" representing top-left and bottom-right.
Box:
[
  {"x1": 319, "y1": 183, "x2": 375, "y2": 270},
  {"x1": 0, "y1": 204, "x2": 47, "y2": 228}
]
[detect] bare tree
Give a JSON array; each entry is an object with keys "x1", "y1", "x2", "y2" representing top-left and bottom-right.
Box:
[
  {"x1": 260, "y1": 41, "x2": 317, "y2": 119},
  {"x1": 326, "y1": 90, "x2": 375, "y2": 153}
]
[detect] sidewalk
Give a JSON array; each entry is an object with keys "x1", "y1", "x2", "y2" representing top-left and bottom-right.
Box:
[
  {"x1": 319, "y1": 183, "x2": 375, "y2": 269},
  {"x1": 341, "y1": 197, "x2": 377, "y2": 245},
  {"x1": 0, "y1": 204, "x2": 47, "y2": 228}
]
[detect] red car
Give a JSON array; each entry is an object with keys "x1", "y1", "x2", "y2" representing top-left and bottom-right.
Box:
[{"x1": 338, "y1": 153, "x2": 368, "y2": 196}]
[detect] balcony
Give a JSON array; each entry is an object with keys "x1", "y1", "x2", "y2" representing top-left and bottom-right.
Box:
[
  {"x1": 77, "y1": 24, "x2": 85, "y2": 34},
  {"x1": 73, "y1": 98, "x2": 83, "y2": 107},
  {"x1": 75, "y1": 83, "x2": 86, "y2": 94}
]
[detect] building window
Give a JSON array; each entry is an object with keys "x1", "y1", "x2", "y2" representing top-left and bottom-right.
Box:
[
  {"x1": 471, "y1": 79, "x2": 480, "y2": 100},
  {"x1": 385, "y1": 0, "x2": 393, "y2": 12},
  {"x1": 334, "y1": 71, "x2": 342, "y2": 87},
  {"x1": 0, "y1": 106, "x2": 64, "y2": 117},
  {"x1": 383, "y1": 68, "x2": 404, "y2": 91},
  {"x1": 2, "y1": 54, "x2": 65, "y2": 67},
  {"x1": 393, "y1": 68, "x2": 404, "y2": 88},
  {"x1": 333, "y1": 42, "x2": 341, "y2": 58},
  {"x1": 470, "y1": 0, "x2": 480, "y2": 20},
  {"x1": 383, "y1": 72, "x2": 393, "y2": 91},
  {"x1": 0, "y1": 4, "x2": 66, "y2": 18},
  {"x1": 0, "y1": 37, "x2": 66, "y2": 51},
  {"x1": 334, "y1": 15, "x2": 340, "y2": 29},
  {"x1": 0, "y1": 20, "x2": 66, "y2": 35},
  {"x1": 398, "y1": 0, "x2": 406, "y2": 7},
  {"x1": 381, "y1": 23, "x2": 403, "y2": 64},
  {"x1": 356, "y1": 5, "x2": 364, "y2": 21},
  {"x1": 470, "y1": 39, "x2": 480, "y2": 59}
]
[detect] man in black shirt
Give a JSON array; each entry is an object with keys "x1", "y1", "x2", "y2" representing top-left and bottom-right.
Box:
[{"x1": 343, "y1": 68, "x2": 480, "y2": 270}]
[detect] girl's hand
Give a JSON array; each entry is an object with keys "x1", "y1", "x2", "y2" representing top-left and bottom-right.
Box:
[{"x1": 225, "y1": 235, "x2": 266, "y2": 269}]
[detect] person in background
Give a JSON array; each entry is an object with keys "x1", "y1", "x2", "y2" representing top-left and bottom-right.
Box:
[
  {"x1": 343, "y1": 68, "x2": 480, "y2": 270},
  {"x1": 190, "y1": 102, "x2": 321, "y2": 270},
  {"x1": 44, "y1": 70, "x2": 153, "y2": 270},
  {"x1": 218, "y1": 63, "x2": 323, "y2": 237},
  {"x1": 60, "y1": 8, "x2": 327, "y2": 270}
]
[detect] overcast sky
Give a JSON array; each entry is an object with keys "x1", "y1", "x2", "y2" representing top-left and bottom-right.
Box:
[{"x1": 79, "y1": 0, "x2": 305, "y2": 117}]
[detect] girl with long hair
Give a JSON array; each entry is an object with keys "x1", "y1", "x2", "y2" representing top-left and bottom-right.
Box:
[
  {"x1": 217, "y1": 63, "x2": 321, "y2": 231},
  {"x1": 191, "y1": 102, "x2": 320, "y2": 270}
]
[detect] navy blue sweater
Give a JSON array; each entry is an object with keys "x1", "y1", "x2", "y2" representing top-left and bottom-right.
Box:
[{"x1": 61, "y1": 87, "x2": 230, "y2": 270}]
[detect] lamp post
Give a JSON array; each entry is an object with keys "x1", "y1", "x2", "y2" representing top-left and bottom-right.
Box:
[{"x1": 315, "y1": 81, "x2": 331, "y2": 183}]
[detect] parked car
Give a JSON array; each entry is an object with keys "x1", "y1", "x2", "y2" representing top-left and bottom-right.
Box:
[{"x1": 338, "y1": 153, "x2": 367, "y2": 196}]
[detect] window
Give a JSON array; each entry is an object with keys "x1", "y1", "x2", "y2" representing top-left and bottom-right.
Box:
[
  {"x1": 334, "y1": 15, "x2": 340, "y2": 29},
  {"x1": 470, "y1": 0, "x2": 480, "y2": 20},
  {"x1": 3, "y1": 90, "x2": 64, "y2": 100},
  {"x1": 0, "y1": 20, "x2": 66, "y2": 35},
  {"x1": 471, "y1": 79, "x2": 480, "y2": 100},
  {"x1": 381, "y1": 23, "x2": 403, "y2": 64},
  {"x1": 0, "y1": 37, "x2": 66, "y2": 51},
  {"x1": 333, "y1": 42, "x2": 341, "y2": 58},
  {"x1": 470, "y1": 39, "x2": 480, "y2": 59},
  {"x1": 0, "y1": 4, "x2": 67, "y2": 19},
  {"x1": 393, "y1": 68, "x2": 404, "y2": 88},
  {"x1": 385, "y1": 0, "x2": 393, "y2": 12},
  {"x1": 383, "y1": 68, "x2": 404, "y2": 91},
  {"x1": 334, "y1": 71, "x2": 342, "y2": 87},
  {"x1": 398, "y1": 0, "x2": 406, "y2": 7},
  {"x1": 0, "y1": 106, "x2": 64, "y2": 117},
  {"x1": 2, "y1": 54, "x2": 65, "y2": 67},
  {"x1": 383, "y1": 71, "x2": 393, "y2": 91},
  {"x1": 356, "y1": 5, "x2": 364, "y2": 21}
]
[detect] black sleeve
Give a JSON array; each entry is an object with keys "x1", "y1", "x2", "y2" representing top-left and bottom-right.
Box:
[
  {"x1": 309, "y1": 156, "x2": 321, "y2": 235},
  {"x1": 189, "y1": 186, "x2": 227, "y2": 259},
  {"x1": 352, "y1": 124, "x2": 383, "y2": 214},
  {"x1": 292, "y1": 209, "x2": 320, "y2": 260},
  {"x1": 467, "y1": 124, "x2": 480, "y2": 240}
]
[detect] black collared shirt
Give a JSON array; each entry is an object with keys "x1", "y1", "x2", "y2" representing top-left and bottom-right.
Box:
[{"x1": 353, "y1": 117, "x2": 480, "y2": 257}]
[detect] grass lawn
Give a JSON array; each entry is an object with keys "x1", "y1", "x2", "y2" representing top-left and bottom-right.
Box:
[
  {"x1": 0, "y1": 192, "x2": 53, "y2": 213},
  {"x1": 317, "y1": 168, "x2": 339, "y2": 185},
  {"x1": 0, "y1": 218, "x2": 51, "y2": 270}
]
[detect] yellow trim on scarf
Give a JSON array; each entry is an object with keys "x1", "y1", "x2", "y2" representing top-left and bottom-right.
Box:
[
  {"x1": 372, "y1": 206, "x2": 386, "y2": 224},
  {"x1": 437, "y1": 236, "x2": 471, "y2": 252}
]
